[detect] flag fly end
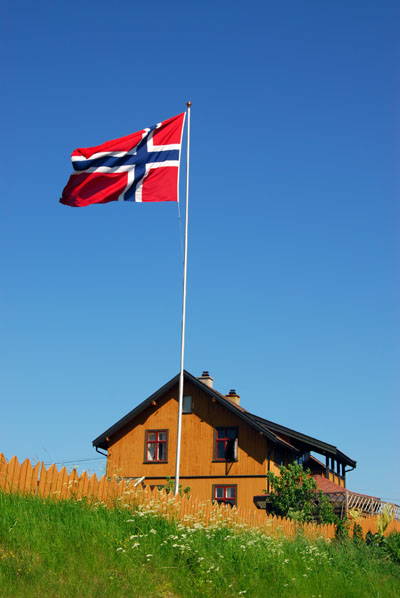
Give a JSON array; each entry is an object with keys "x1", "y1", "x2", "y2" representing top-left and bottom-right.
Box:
[{"x1": 60, "y1": 113, "x2": 186, "y2": 207}]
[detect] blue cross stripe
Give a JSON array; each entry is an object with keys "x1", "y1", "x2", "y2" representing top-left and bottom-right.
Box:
[{"x1": 73, "y1": 125, "x2": 179, "y2": 201}]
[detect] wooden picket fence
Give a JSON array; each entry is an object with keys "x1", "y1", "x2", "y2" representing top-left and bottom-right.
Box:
[
  {"x1": 348, "y1": 515, "x2": 400, "y2": 537},
  {"x1": 1, "y1": 453, "x2": 398, "y2": 540}
]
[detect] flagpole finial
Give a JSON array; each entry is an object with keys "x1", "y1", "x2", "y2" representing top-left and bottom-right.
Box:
[{"x1": 186, "y1": 101, "x2": 192, "y2": 108}]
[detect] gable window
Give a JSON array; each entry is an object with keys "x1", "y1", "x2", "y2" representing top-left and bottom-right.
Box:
[
  {"x1": 182, "y1": 395, "x2": 192, "y2": 413},
  {"x1": 145, "y1": 430, "x2": 168, "y2": 462},
  {"x1": 213, "y1": 485, "x2": 237, "y2": 507},
  {"x1": 214, "y1": 427, "x2": 238, "y2": 461}
]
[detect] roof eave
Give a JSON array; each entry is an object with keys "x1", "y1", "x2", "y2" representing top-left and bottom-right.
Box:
[{"x1": 248, "y1": 413, "x2": 356, "y2": 467}]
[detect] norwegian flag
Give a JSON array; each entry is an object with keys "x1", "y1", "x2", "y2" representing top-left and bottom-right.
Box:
[{"x1": 60, "y1": 112, "x2": 186, "y2": 207}]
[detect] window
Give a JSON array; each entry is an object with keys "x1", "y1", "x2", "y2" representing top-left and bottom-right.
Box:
[
  {"x1": 182, "y1": 395, "x2": 192, "y2": 413},
  {"x1": 274, "y1": 446, "x2": 284, "y2": 466},
  {"x1": 214, "y1": 427, "x2": 238, "y2": 461},
  {"x1": 213, "y1": 485, "x2": 237, "y2": 507},
  {"x1": 145, "y1": 430, "x2": 168, "y2": 462},
  {"x1": 297, "y1": 452, "x2": 309, "y2": 466}
]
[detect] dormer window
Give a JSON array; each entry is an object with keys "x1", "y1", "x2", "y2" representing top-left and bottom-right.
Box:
[{"x1": 214, "y1": 427, "x2": 238, "y2": 461}]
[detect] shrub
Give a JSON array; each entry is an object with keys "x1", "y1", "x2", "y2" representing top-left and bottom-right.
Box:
[{"x1": 265, "y1": 463, "x2": 336, "y2": 524}]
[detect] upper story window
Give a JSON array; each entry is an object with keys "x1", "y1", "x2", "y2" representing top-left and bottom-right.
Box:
[
  {"x1": 182, "y1": 395, "x2": 192, "y2": 413},
  {"x1": 145, "y1": 430, "x2": 168, "y2": 462},
  {"x1": 214, "y1": 427, "x2": 238, "y2": 461}
]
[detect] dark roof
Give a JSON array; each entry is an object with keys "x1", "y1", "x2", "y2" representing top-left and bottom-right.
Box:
[
  {"x1": 244, "y1": 412, "x2": 356, "y2": 467},
  {"x1": 92, "y1": 370, "x2": 356, "y2": 468}
]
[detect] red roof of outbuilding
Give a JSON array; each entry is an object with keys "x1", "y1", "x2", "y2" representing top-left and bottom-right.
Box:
[
  {"x1": 312, "y1": 475, "x2": 380, "y2": 500},
  {"x1": 312, "y1": 475, "x2": 349, "y2": 493}
]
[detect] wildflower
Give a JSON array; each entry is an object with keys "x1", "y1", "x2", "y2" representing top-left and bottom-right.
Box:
[
  {"x1": 149, "y1": 529, "x2": 157, "y2": 534},
  {"x1": 132, "y1": 543, "x2": 140, "y2": 549},
  {"x1": 146, "y1": 554, "x2": 153, "y2": 558}
]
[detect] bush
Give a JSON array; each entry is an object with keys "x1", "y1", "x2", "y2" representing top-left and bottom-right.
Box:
[
  {"x1": 265, "y1": 463, "x2": 336, "y2": 524},
  {"x1": 366, "y1": 530, "x2": 400, "y2": 564}
]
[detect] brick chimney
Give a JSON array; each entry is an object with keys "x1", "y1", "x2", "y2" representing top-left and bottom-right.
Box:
[
  {"x1": 226, "y1": 389, "x2": 240, "y2": 406},
  {"x1": 198, "y1": 370, "x2": 214, "y2": 388}
]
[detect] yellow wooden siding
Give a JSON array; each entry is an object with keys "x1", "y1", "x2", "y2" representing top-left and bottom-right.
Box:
[
  {"x1": 143, "y1": 476, "x2": 268, "y2": 509},
  {"x1": 106, "y1": 380, "x2": 276, "y2": 509}
]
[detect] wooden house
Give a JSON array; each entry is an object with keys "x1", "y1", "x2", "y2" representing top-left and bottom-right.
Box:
[{"x1": 93, "y1": 370, "x2": 356, "y2": 510}]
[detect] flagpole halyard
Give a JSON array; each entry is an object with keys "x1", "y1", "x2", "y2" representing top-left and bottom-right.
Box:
[{"x1": 175, "y1": 101, "x2": 191, "y2": 496}]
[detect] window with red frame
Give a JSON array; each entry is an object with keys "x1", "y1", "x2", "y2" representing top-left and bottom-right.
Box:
[
  {"x1": 213, "y1": 485, "x2": 236, "y2": 507},
  {"x1": 145, "y1": 430, "x2": 168, "y2": 462},
  {"x1": 214, "y1": 427, "x2": 238, "y2": 461}
]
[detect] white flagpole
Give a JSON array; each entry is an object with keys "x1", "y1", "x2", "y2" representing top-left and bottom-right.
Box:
[{"x1": 174, "y1": 101, "x2": 191, "y2": 496}]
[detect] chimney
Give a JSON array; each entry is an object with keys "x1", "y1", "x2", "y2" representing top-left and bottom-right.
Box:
[
  {"x1": 226, "y1": 389, "x2": 240, "y2": 406},
  {"x1": 198, "y1": 370, "x2": 214, "y2": 388}
]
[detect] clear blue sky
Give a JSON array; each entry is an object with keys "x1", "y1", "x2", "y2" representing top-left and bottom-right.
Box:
[{"x1": 1, "y1": 1, "x2": 398, "y2": 502}]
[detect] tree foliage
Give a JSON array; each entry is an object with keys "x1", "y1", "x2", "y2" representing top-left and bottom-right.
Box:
[{"x1": 265, "y1": 462, "x2": 336, "y2": 524}]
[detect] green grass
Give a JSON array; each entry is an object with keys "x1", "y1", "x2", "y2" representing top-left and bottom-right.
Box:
[{"x1": 0, "y1": 492, "x2": 399, "y2": 598}]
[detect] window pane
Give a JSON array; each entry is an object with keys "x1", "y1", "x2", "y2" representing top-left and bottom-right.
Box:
[
  {"x1": 148, "y1": 432, "x2": 156, "y2": 441},
  {"x1": 217, "y1": 429, "x2": 226, "y2": 439},
  {"x1": 216, "y1": 442, "x2": 225, "y2": 459},
  {"x1": 215, "y1": 487, "x2": 224, "y2": 498},
  {"x1": 183, "y1": 395, "x2": 192, "y2": 413},
  {"x1": 226, "y1": 487, "x2": 235, "y2": 499},
  {"x1": 147, "y1": 443, "x2": 156, "y2": 461},
  {"x1": 158, "y1": 443, "x2": 166, "y2": 461},
  {"x1": 227, "y1": 429, "x2": 237, "y2": 439},
  {"x1": 158, "y1": 432, "x2": 166, "y2": 441}
]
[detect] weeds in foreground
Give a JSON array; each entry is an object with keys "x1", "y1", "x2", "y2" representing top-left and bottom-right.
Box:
[{"x1": 0, "y1": 492, "x2": 399, "y2": 598}]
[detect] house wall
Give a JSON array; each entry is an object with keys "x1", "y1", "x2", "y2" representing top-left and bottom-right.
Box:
[{"x1": 106, "y1": 380, "x2": 282, "y2": 509}]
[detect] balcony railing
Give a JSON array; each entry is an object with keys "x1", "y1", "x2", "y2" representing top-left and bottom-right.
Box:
[{"x1": 324, "y1": 491, "x2": 400, "y2": 521}]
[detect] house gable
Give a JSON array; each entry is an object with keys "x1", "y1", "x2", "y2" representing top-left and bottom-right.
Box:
[
  {"x1": 93, "y1": 370, "x2": 284, "y2": 451},
  {"x1": 103, "y1": 377, "x2": 274, "y2": 479}
]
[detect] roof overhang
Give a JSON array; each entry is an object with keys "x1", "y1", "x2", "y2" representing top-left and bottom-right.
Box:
[{"x1": 248, "y1": 413, "x2": 356, "y2": 468}]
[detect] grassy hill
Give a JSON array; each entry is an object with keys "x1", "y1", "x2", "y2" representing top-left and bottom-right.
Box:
[{"x1": 0, "y1": 491, "x2": 399, "y2": 598}]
